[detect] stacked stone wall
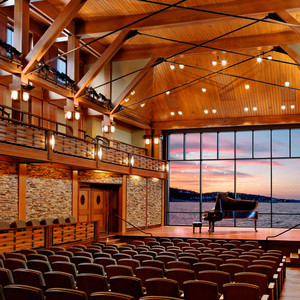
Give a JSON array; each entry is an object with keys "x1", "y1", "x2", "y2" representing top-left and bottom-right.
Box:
[{"x1": 147, "y1": 178, "x2": 162, "y2": 226}]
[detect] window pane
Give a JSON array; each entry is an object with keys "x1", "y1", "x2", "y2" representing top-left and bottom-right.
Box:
[
  {"x1": 219, "y1": 132, "x2": 234, "y2": 159},
  {"x1": 236, "y1": 131, "x2": 252, "y2": 158},
  {"x1": 254, "y1": 130, "x2": 270, "y2": 158},
  {"x1": 7, "y1": 28, "x2": 13, "y2": 46},
  {"x1": 169, "y1": 161, "x2": 200, "y2": 193},
  {"x1": 236, "y1": 160, "x2": 271, "y2": 224},
  {"x1": 202, "y1": 132, "x2": 217, "y2": 159},
  {"x1": 57, "y1": 58, "x2": 66, "y2": 73},
  {"x1": 169, "y1": 134, "x2": 184, "y2": 160},
  {"x1": 186, "y1": 133, "x2": 200, "y2": 160},
  {"x1": 272, "y1": 129, "x2": 289, "y2": 157},
  {"x1": 291, "y1": 129, "x2": 300, "y2": 157}
]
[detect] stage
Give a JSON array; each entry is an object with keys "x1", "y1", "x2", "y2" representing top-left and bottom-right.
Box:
[{"x1": 114, "y1": 225, "x2": 300, "y2": 255}]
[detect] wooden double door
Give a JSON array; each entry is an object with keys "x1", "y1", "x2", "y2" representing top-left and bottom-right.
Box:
[{"x1": 78, "y1": 185, "x2": 120, "y2": 233}]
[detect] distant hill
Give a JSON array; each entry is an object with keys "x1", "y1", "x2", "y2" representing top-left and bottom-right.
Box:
[{"x1": 169, "y1": 187, "x2": 300, "y2": 203}]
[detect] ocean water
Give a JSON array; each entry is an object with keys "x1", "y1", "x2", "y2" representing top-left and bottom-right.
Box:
[{"x1": 168, "y1": 202, "x2": 300, "y2": 228}]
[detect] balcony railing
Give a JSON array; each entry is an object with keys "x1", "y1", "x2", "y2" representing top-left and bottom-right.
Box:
[{"x1": 0, "y1": 113, "x2": 168, "y2": 175}]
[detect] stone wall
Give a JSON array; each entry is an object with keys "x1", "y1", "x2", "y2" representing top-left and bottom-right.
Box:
[
  {"x1": 147, "y1": 178, "x2": 162, "y2": 226},
  {"x1": 78, "y1": 170, "x2": 122, "y2": 184},
  {"x1": 126, "y1": 176, "x2": 147, "y2": 228},
  {"x1": 26, "y1": 165, "x2": 72, "y2": 220},
  {"x1": 0, "y1": 161, "x2": 18, "y2": 221}
]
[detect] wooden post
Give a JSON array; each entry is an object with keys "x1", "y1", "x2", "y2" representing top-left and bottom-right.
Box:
[
  {"x1": 72, "y1": 170, "x2": 78, "y2": 221},
  {"x1": 121, "y1": 175, "x2": 127, "y2": 233}
]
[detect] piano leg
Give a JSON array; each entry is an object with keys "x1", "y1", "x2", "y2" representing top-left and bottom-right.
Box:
[
  {"x1": 254, "y1": 219, "x2": 258, "y2": 232},
  {"x1": 209, "y1": 220, "x2": 215, "y2": 233}
]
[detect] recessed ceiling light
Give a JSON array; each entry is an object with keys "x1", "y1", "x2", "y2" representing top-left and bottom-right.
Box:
[
  {"x1": 124, "y1": 98, "x2": 129, "y2": 102},
  {"x1": 221, "y1": 59, "x2": 227, "y2": 66},
  {"x1": 281, "y1": 105, "x2": 286, "y2": 110},
  {"x1": 170, "y1": 64, "x2": 175, "y2": 70},
  {"x1": 244, "y1": 107, "x2": 249, "y2": 112},
  {"x1": 179, "y1": 64, "x2": 184, "y2": 69},
  {"x1": 204, "y1": 109, "x2": 208, "y2": 114},
  {"x1": 267, "y1": 55, "x2": 272, "y2": 60},
  {"x1": 253, "y1": 107, "x2": 257, "y2": 111},
  {"x1": 166, "y1": 90, "x2": 170, "y2": 95},
  {"x1": 131, "y1": 90, "x2": 135, "y2": 95},
  {"x1": 212, "y1": 109, "x2": 217, "y2": 113},
  {"x1": 291, "y1": 105, "x2": 295, "y2": 109},
  {"x1": 245, "y1": 84, "x2": 250, "y2": 90},
  {"x1": 202, "y1": 88, "x2": 206, "y2": 93},
  {"x1": 212, "y1": 60, "x2": 217, "y2": 66},
  {"x1": 256, "y1": 56, "x2": 262, "y2": 63},
  {"x1": 178, "y1": 111, "x2": 183, "y2": 115},
  {"x1": 141, "y1": 103, "x2": 145, "y2": 107},
  {"x1": 170, "y1": 111, "x2": 175, "y2": 116},
  {"x1": 285, "y1": 81, "x2": 290, "y2": 87}
]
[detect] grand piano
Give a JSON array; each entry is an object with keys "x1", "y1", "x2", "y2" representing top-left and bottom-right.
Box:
[{"x1": 203, "y1": 193, "x2": 258, "y2": 233}]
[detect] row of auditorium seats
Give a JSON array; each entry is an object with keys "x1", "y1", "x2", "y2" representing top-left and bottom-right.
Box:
[
  {"x1": 0, "y1": 238, "x2": 285, "y2": 300},
  {"x1": 0, "y1": 216, "x2": 76, "y2": 230}
]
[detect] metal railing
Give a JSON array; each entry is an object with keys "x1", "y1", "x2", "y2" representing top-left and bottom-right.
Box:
[
  {"x1": 108, "y1": 213, "x2": 153, "y2": 237},
  {"x1": 266, "y1": 223, "x2": 300, "y2": 250}
]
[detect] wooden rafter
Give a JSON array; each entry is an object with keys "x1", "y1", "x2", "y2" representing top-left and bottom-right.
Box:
[
  {"x1": 23, "y1": 0, "x2": 87, "y2": 75},
  {"x1": 111, "y1": 58, "x2": 161, "y2": 115},
  {"x1": 276, "y1": 10, "x2": 300, "y2": 36},
  {"x1": 115, "y1": 31, "x2": 300, "y2": 61},
  {"x1": 75, "y1": 0, "x2": 300, "y2": 36},
  {"x1": 74, "y1": 30, "x2": 131, "y2": 99}
]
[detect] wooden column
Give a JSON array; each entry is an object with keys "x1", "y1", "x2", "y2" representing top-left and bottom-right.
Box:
[
  {"x1": 18, "y1": 163, "x2": 27, "y2": 220},
  {"x1": 0, "y1": 13, "x2": 7, "y2": 42},
  {"x1": 72, "y1": 170, "x2": 78, "y2": 221},
  {"x1": 121, "y1": 175, "x2": 127, "y2": 233},
  {"x1": 14, "y1": 0, "x2": 30, "y2": 57}
]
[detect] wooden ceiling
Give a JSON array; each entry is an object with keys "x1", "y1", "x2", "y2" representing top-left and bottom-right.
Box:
[{"x1": 2, "y1": 0, "x2": 300, "y2": 130}]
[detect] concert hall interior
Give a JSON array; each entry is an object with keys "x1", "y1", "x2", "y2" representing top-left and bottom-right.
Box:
[{"x1": 0, "y1": 0, "x2": 300, "y2": 299}]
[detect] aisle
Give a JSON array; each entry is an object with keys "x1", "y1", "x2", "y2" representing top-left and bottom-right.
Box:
[{"x1": 280, "y1": 267, "x2": 300, "y2": 299}]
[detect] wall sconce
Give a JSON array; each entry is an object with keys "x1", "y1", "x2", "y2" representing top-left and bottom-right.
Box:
[
  {"x1": 11, "y1": 90, "x2": 31, "y2": 101},
  {"x1": 145, "y1": 138, "x2": 150, "y2": 145},
  {"x1": 65, "y1": 111, "x2": 72, "y2": 120},
  {"x1": 102, "y1": 123, "x2": 115, "y2": 133},
  {"x1": 11, "y1": 90, "x2": 18, "y2": 100},
  {"x1": 49, "y1": 134, "x2": 55, "y2": 150},
  {"x1": 98, "y1": 147, "x2": 102, "y2": 160},
  {"x1": 64, "y1": 106, "x2": 81, "y2": 120},
  {"x1": 130, "y1": 155, "x2": 134, "y2": 166},
  {"x1": 74, "y1": 111, "x2": 80, "y2": 120},
  {"x1": 154, "y1": 137, "x2": 159, "y2": 144}
]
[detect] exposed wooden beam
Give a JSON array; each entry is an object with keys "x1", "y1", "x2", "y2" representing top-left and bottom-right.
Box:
[
  {"x1": 111, "y1": 58, "x2": 159, "y2": 114},
  {"x1": 75, "y1": 0, "x2": 300, "y2": 36},
  {"x1": 115, "y1": 31, "x2": 300, "y2": 60},
  {"x1": 114, "y1": 112, "x2": 152, "y2": 129},
  {"x1": 276, "y1": 10, "x2": 300, "y2": 36},
  {"x1": 78, "y1": 97, "x2": 110, "y2": 115},
  {"x1": 280, "y1": 45, "x2": 300, "y2": 70},
  {"x1": 152, "y1": 115, "x2": 300, "y2": 130},
  {"x1": 75, "y1": 30, "x2": 131, "y2": 99},
  {"x1": 23, "y1": 0, "x2": 87, "y2": 75},
  {"x1": 0, "y1": 58, "x2": 22, "y2": 74}
]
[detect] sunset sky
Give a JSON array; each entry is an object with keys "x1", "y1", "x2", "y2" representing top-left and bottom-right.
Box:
[{"x1": 169, "y1": 130, "x2": 300, "y2": 200}]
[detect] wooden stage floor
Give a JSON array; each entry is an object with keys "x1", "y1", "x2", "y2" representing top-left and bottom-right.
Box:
[
  {"x1": 113, "y1": 225, "x2": 300, "y2": 255},
  {"x1": 115, "y1": 225, "x2": 300, "y2": 243}
]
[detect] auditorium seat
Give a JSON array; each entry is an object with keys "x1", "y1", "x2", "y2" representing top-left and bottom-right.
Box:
[
  {"x1": 76, "y1": 273, "x2": 109, "y2": 299},
  {"x1": 49, "y1": 255, "x2": 70, "y2": 264},
  {"x1": 192, "y1": 262, "x2": 217, "y2": 278},
  {"x1": 139, "y1": 251, "x2": 157, "y2": 259},
  {"x1": 135, "y1": 266, "x2": 164, "y2": 286},
  {"x1": 37, "y1": 249, "x2": 55, "y2": 257},
  {"x1": 44, "y1": 271, "x2": 76, "y2": 289},
  {"x1": 202, "y1": 257, "x2": 223, "y2": 269},
  {"x1": 198, "y1": 270, "x2": 231, "y2": 294},
  {"x1": 4, "y1": 284, "x2": 44, "y2": 300},
  {"x1": 113, "y1": 253, "x2": 132, "y2": 261},
  {"x1": 118, "y1": 259, "x2": 140, "y2": 273},
  {"x1": 4, "y1": 253, "x2": 26, "y2": 261},
  {"x1": 225, "y1": 258, "x2": 249, "y2": 271},
  {"x1": 71, "y1": 256, "x2": 93, "y2": 267},
  {"x1": 27, "y1": 254, "x2": 48, "y2": 262},
  {"x1": 90, "y1": 291, "x2": 134, "y2": 300},
  {"x1": 165, "y1": 268, "x2": 195, "y2": 290},
  {"x1": 94, "y1": 257, "x2": 116, "y2": 271},
  {"x1": 145, "y1": 278, "x2": 181, "y2": 298},
  {"x1": 51, "y1": 261, "x2": 77, "y2": 277},
  {"x1": 10, "y1": 220, "x2": 26, "y2": 228},
  {"x1": 46, "y1": 287, "x2": 88, "y2": 300},
  {"x1": 219, "y1": 263, "x2": 244, "y2": 281},
  {"x1": 0, "y1": 267, "x2": 14, "y2": 286},
  {"x1": 56, "y1": 251, "x2": 74, "y2": 259},
  {"x1": 20, "y1": 249, "x2": 37, "y2": 256},
  {"x1": 65, "y1": 216, "x2": 76, "y2": 223},
  {"x1": 106, "y1": 265, "x2": 134, "y2": 280},
  {"x1": 49, "y1": 247, "x2": 66, "y2": 253},
  {"x1": 27, "y1": 259, "x2": 52, "y2": 274},
  {"x1": 0, "y1": 222, "x2": 10, "y2": 230},
  {"x1": 53, "y1": 217, "x2": 66, "y2": 224},
  {"x1": 141, "y1": 259, "x2": 164, "y2": 272},
  {"x1": 166, "y1": 261, "x2": 190, "y2": 270},
  {"x1": 183, "y1": 279, "x2": 219, "y2": 300},
  {"x1": 223, "y1": 282, "x2": 265, "y2": 300},
  {"x1": 12, "y1": 268, "x2": 45, "y2": 290},
  {"x1": 3, "y1": 258, "x2": 27, "y2": 271},
  {"x1": 26, "y1": 219, "x2": 41, "y2": 227},
  {"x1": 73, "y1": 252, "x2": 93, "y2": 259},
  {"x1": 40, "y1": 218, "x2": 54, "y2": 225},
  {"x1": 109, "y1": 275, "x2": 144, "y2": 300},
  {"x1": 77, "y1": 263, "x2": 105, "y2": 276}
]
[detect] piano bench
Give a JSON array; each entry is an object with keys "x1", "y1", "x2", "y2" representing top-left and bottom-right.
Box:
[{"x1": 193, "y1": 221, "x2": 202, "y2": 233}]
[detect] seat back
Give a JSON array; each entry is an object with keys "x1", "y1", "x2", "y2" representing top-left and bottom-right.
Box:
[
  {"x1": 192, "y1": 262, "x2": 217, "y2": 278},
  {"x1": 71, "y1": 256, "x2": 93, "y2": 267},
  {"x1": 3, "y1": 258, "x2": 27, "y2": 271},
  {"x1": 106, "y1": 265, "x2": 133, "y2": 280},
  {"x1": 223, "y1": 282, "x2": 260, "y2": 300},
  {"x1": 198, "y1": 270, "x2": 230, "y2": 294},
  {"x1": 219, "y1": 263, "x2": 244, "y2": 281},
  {"x1": 27, "y1": 259, "x2": 51, "y2": 274},
  {"x1": 183, "y1": 279, "x2": 219, "y2": 300},
  {"x1": 46, "y1": 287, "x2": 88, "y2": 300},
  {"x1": 142, "y1": 260, "x2": 164, "y2": 272},
  {"x1": 93, "y1": 258, "x2": 116, "y2": 270},
  {"x1": 77, "y1": 263, "x2": 105, "y2": 275},
  {"x1": 118, "y1": 259, "x2": 140, "y2": 272},
  {"x1": 76, "y1": 273, "x2": 108, "y2": 297},
  {"x1": 4, "y1": 253, "x2": 26, "y2": 261},
  {"x1": 145, "y1": 278, "x2": 180, "y2": 298},
  {"x1": 165, "y1": 268, "x2": 195, "y2": 289},
  {"x1": 109, "y1": 275, "x2": 143, "y2": 300},
  {"x1": 49, "y1": 255, "x2": 70, "y2": 264},
  {"x1": 51, "y1": 261, "x2": 77, "y2": 277},
  {"x1": 90, "y1": 291, "x2": 134, "y2": 300},
  {"x1": 12, "y1": 268, "x2": 45, "y2": 289},
  {"x1": 0, "y1": 267, "x2": 14, "y2": 286},
  {"x1": 166, "y1": 261, "x2": 190, "y2": 270},
  {"x1": 4, "y1": 284, "x2": 44, "y2": 300},
  {"x1": 135, "y1": 266, "x2": 164, "y2": 286},
  {"x1": 44, "y1": 271, "x2": 76, "y2": 289}
]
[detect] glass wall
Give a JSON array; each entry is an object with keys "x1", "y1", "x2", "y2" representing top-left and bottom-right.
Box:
[{"x1": 167, "y1": 128, "x2": 300, "y2": 228}]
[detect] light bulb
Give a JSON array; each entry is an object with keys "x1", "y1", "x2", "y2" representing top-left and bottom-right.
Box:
[
  {"x1": 244, "y1": 107, "x2": 249, "y2": 112},
  {"x1": 281, "y1": 105, "x2": 286, "y2": 110},
  {"x1": 212, "y1": 60, "x2": 217, "y2": 66},
  {"x1": 125, "y1": 98, "x2": 129, "y2": 102},
  {"x1": 179, "y1": 64, "x2": 184, "y2": 69},
  {"x1": 253, "y1": 107, "x2": 257, "y2": 111},
  {"x1": 130, "y1": 90, "x2": 135, "y2": 95},
  {"x1": 202, "y1": 88, "x2": 206, "y2": 93},
  {"x1": 141, "y1": 103, "x2": 145, "y2": 107},
  {"x1": 290, "y1": 105, "x2": 295, "y2": 109},
  {"x1": 245, "y1": 84, "x2": 250, "y2": 90},
  {"x1": 212, "y1": 109, "x2": 216, "y2": 114},
  {"x1": 285, "y1": 81, "x2": 290, "y2": 87},
  {"x1": 204, "y1": 109, "x2": 208, "y2": 114},
  {"x1": 221, "y1": 59, "x2": 227, "y2": 66},
  {"x1": 256, "y1": 56, "x2": 262, "y2": 63},
  {"x1": 170, "y1": 111, "x2": 175, "y2": 116},
  {"x1": 267, "y1": 55, "x2": 272, "y2": 60},
  {"x1": 170, "y1": 64, "x2": 175, "y2": 70},
  {"x1": 166, "y1": 91, "x2": 170, "y2": 95},
  {"x1": 178, "y1": 111, "x2": 183, "y2": 115}
]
